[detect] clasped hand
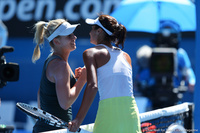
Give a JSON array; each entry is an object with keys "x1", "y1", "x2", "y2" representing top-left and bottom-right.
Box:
[{"x1": 75, "y1": 66, "x2": 86, "y2": 80}]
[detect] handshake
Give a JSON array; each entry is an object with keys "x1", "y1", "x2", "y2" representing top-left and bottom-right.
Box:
[{"x1": 75, "y1": 66, "x2": 86, "y2": 80}]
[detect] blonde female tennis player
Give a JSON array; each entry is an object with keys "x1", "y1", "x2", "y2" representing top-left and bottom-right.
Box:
[
  {"x1": 68, "y1": 14, "x2": 142, "y2": 133},
  {"x1": 31, "y1": 19, "x2": 86, "y2": 132}
]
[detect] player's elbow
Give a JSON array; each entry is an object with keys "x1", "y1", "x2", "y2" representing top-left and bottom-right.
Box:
[
  {"x1": 87, "y1": 82, "x2": 98, "y2": 91},
  {"x1": 58, "y1": 99, "x2": 72, "y2": 110},
  {"x1": 60, "y1": 103, "x2": 71, "y2": 110}
]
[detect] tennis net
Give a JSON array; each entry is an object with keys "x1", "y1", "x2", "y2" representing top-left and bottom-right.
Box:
[
  {"x1": 140, "y1": 102, "x2": 194, "y2": 133},
  {"x1": 80, "y1": 102, "x2": 194, "y2": 133},
  {"x1": 42, "y1": 102, "x2": 194, "y2": 133}
]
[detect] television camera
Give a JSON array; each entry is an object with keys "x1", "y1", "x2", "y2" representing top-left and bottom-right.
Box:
[
  {"x1": 146, "y1": 48, "x2": 187, "y2": 109},
  {"x1": 0, "y1": 46, "x2": 19, "y2": 88}
]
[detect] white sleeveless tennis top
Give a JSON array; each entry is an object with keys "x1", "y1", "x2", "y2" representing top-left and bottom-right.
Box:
[{"x1": 97, "y1": 44, "x2": 134, "y2": 101}]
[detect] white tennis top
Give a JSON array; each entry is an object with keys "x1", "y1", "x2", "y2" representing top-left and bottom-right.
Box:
[{"x1": 97, "y1": 44, "x2": 134, "y2": 101}]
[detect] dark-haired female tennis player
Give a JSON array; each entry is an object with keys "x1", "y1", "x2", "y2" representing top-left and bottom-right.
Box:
[{"x1": 68, "y1": 14, "x2": 142, "y2": 133}]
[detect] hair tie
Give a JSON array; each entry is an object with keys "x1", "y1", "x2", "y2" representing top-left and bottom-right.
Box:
[
  {"x1": 45, "y1": 22, "x2": 48, "y2": 27},
  {"x1": 116, "y1": 22, "x2": 119, "y2": 27},
  {"x1": 43, "y1": 22, "x2": 48, "y2": 30}
]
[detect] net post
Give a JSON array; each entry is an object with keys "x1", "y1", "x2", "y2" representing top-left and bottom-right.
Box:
[{"x1": 184, "y1": 103, "x2": 194, "y2": 132}]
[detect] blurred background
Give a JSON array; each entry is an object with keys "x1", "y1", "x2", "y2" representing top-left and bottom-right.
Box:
[{"x1": 0, "y1": 0, "x2": 197, "y2": 132}]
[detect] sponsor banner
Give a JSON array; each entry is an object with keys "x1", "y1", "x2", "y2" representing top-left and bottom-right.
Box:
[{"x1": 0, "y1": 0, "x2": 121, "y2": 37}]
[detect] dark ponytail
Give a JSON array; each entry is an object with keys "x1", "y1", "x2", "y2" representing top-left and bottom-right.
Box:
[
  {"x1": 99, "y1": 15, "x2": 127, "y2": 49},
  {"x1": 113, "y1": 24, "x2": 126, "y2": 49}
]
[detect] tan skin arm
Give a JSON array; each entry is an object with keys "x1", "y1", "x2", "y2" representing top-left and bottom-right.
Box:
[
  {"x1": 68, "y1": 48, "x2": 98, "y2": 131},
  {"x1": 37, "y1": 88, "x2": 41, "y2": 109},
  {"x1": 47, "y1": 59, "x2": 86, "y2": 110}
]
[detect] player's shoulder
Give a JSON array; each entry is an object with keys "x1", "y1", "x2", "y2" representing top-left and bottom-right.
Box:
[
  {"x1": 122, "y1": 51, "x2": 130, "y2": 58},
  {"x1": 122, "y1": 51, "x2": 132, "y2": 66},
  {"x1": 84, "y1": 45, "x2": 106, "y2": 55}
]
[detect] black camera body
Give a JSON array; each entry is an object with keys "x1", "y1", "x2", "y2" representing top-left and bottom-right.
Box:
[
  {"x1": 147, "y1": 48, "x2": 187, "y2": 109},
  {"x1": 0, "y1": 46, "x2": 19, "y2": 88},
  {"x1": 148, "y1": 48, "x2": 177, "y2": 108}
]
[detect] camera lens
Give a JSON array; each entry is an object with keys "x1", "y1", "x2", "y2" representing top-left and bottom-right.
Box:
[
  {"x1": 2, "y1": 66, "x2": 15, "y2": 79},
  {"x1": 0, "y1": 63, "x2": 19, "y2": 81}
]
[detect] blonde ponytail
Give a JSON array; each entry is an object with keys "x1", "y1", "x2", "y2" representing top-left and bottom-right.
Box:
[
  {"x1": 32, "y1": 21, "x2": 46, "y2": 63},
  {"x1": 32, "y1": 44, "x2": 41, "y2": 63}
]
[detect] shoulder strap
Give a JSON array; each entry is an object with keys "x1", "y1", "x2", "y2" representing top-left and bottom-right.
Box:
[
  {"x1": 45, "y1": 54, "x2": 62, "y2": 69},
  {"x1": 98, "y1": 44, "x2": 121, "y2": 51}
]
